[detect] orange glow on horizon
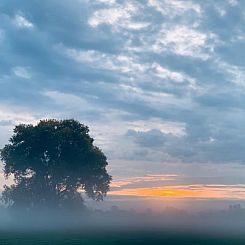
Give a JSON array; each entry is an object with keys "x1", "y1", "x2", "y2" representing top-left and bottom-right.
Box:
[{"x1": 109, "y1": 184, "x2": 245, "y2": 200}]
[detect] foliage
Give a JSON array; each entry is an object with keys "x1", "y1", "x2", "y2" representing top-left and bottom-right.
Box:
[{"x1": 0, "y1": 119, "x2": 111, "y2": 211}]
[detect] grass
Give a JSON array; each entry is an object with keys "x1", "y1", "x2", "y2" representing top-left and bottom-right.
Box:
[{"x1": 0, "y1": 230, "x2": 245, "y2": 245}]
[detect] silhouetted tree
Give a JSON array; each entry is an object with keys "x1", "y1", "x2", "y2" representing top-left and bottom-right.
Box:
[{"x1": 0, "y1": 119, "x2": 111, "y2": 211}]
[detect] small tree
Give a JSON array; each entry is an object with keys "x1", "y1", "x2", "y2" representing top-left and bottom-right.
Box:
[{"x1": 1, "y1": 119, "x2": 111, "y2": 211}]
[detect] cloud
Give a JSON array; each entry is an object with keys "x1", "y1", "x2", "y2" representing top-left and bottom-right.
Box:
[
  {"x1": 126, "y1": 119, "x2": 186, "y2": 136},
  {"x1": 0, "y1": 105, "x2": 39, "y2": 147},
  {"x1": 0, "y1": 105, "x2": 37, "y2": 124},
  {"x1": 126, "y1": 129, "x2": 172, "y2": 148},
  {"x1": 62, "y1": 46, "x2": 148, "y2": 74},
  {"x1": 14, "y1": 14, "x2": 34, "y2": 29},
  {"x1": 152, "y1": 63, "x2": 186, "y2": 82},
  {"x1": 118, "y1": 84, "x2": 194, "y2": 111},
  {"x1": 95, "y1": 0, "x2": 116, "y2": 5},
  {"x1": 111, "y1": 174, "x2": 177, "y2": 188},
  {"x1": 89, "y1": 2, "x2": 149, "y2": 30},
  {"x1": 43, "y1": 90, "x2": 92, "y2": 110},
  {"x1": 0, "y1": 120, "x2": 13, "y2": 126},
  {"x1": 12, "y1": 66, "x2": 31, "y2": 79},
  {"x1": 1, "y1": 0, "x2": 245, "y2": 169},
  {"x1": 217, "y1": 61, "x2": 245, "y2": 86},
  {"x1": 148, "y1": 0, "x2": 202, "y2": 17},
  {"x1": 0, "y1": 29, "x2": 5, "y2": 42},
  {"x1": 152, "y1": 25, "x2": 215, "y2": 60},
  {"x1": 152, "y1": 63, "x2": 197, "y2": 89},
  {"x1": 228, "y1": 0, "x2": 238, "y2": 6}
]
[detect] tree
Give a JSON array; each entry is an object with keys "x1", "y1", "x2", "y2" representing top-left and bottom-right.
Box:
[{"x1": 0, "y1": 119, "x2": 111, "y2": 211}]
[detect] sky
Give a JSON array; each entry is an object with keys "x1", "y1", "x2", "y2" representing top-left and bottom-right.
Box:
[{"x1": 1, "y1": 0, "x2": 245, "y2": 211}]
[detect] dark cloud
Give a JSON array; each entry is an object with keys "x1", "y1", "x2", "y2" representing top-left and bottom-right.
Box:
[
  {"x1": 126, "y1": 129, "x2": 169, "y2": 148},
  {"x1": 0, "y1": 120, "x2": 14, "y2": 126}
]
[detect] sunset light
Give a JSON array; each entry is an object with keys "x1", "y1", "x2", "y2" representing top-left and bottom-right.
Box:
[{"x1": 110, "y1": 184, "x2": 245, "y2": 200}]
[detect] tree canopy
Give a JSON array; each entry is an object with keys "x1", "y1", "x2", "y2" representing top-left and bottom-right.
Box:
[{"x1": 0, "y1": 119, "x2": 111, "y2": 211}]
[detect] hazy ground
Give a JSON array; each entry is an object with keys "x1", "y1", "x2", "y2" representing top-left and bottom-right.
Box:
[{"x1": 1, "y1": 207, "x2": 245, "y2": 244}]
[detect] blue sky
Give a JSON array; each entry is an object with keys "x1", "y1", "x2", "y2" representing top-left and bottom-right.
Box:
[{"x1": 1, "y1": 0, "x2": 245, "y2": 209}]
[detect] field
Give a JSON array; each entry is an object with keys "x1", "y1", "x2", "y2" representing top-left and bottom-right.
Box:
[{"x1": 0, "y1": 230, "x2": 245, "y2": 245}]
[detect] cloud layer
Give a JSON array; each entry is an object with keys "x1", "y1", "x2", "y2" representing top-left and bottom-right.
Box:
[{"x1": 0, "y1": 0, "x2": 245, "y2": 169}]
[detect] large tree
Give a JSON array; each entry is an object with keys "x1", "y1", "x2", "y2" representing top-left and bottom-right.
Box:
[{"x1": 0, "y1": 119, "x2": 111, "y2": 211}]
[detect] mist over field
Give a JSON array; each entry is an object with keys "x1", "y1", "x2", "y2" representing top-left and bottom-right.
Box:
[{"x1": 0, "y1": 204, "x2": 244, "y2": 236}]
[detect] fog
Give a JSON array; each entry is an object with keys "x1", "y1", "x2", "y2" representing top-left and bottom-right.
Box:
[{"x1": 0, "y1": 204, "x2": 245, "y2": 239}]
